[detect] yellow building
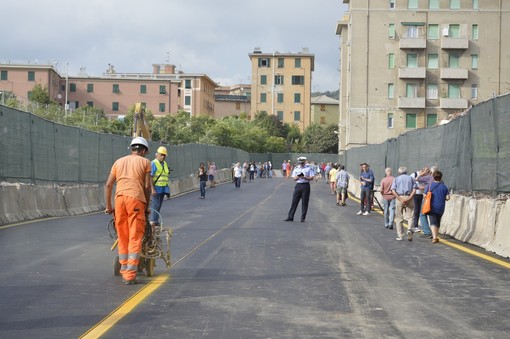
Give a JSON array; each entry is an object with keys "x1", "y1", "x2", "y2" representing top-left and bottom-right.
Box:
[
  {"x1": 311, "y1": 95, "x2": 339, "y2": 125},
  {"x1": 336, "y1": 0, "x2": 510, "y2": 151},
  {"x1": 248, "y1": 48, "x2": 314, "y2": 130}
]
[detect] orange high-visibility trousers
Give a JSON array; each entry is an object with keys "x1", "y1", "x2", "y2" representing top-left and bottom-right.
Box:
[{"x1": 114, "y1": 195, "x2": 146, "y2": 281}]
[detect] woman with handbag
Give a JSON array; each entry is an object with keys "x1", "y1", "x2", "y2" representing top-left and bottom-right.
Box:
[{"x1": 423, "y1": 171, "x2": 450, "y2": 243}]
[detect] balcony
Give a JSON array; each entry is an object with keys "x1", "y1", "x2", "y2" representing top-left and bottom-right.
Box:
[
  {"x1": 398, "y1": 97, "x2": 426, "y2": 108},
  {"x1": 441, "y1": 68, "x2": 469, "y2": 80},
  {"x1": 399, "y1": 67, "x2": 426, "y2": 79},
  {"x1": 399, "y1": 38, "x2": 426, "y2": 49},
  {"x1": 441, "y1": 38, "x2": 469, "y2": 49},
  {"x1": 440, "y1": 98, "x2": 468, "y2": 109}
]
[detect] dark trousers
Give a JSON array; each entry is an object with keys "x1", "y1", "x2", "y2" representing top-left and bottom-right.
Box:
[
  {"x1": 149, "y1": 193, "x2": 165, "y2": 224},
  {"x1": 360, "y1": 188, "x2": 372, "y2": 212},
  {"x1": 234, "y1": 177, "x2": 241, "y2": 188},
  {"x1": 199, "y1": 181, "x2": 206, "y2": 197},
  {"x1": 249, "y1": 171, "x2": 255, "y2": 181},
  {"x1": 287, "y1": 183, "x2": 311, "y2": 221},
  {"x1": 413, "y1": 194, "x2": 423, "y2": 228}
]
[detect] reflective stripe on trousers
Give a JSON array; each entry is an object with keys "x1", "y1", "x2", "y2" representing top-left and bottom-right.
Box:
[{"x1": 115, "y1": 195, "x2": 146, "y2": 281}]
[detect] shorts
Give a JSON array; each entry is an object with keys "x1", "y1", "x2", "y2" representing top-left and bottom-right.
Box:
[
  {"x1": 208, "y1": 174, "x2": 214, "y2": 181},
  {"x1": 336, "y1": 186, "x2": 347, "y2": 195},
  {"x1": 428, "y1": 213, "x2": 443, "y2": 228}
]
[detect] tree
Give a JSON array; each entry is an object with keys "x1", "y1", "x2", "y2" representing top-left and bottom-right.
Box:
[
  {"x1": 252, "y1": 111, "x2": 288, "y2": 138},
  {"x1": 286, "y1": 124, "x2": 303, "y2": 152},
  {"x1": 30, "y1": 84, "x2": 52, "y2": 105},
  {"x1": 303, "y1": 123, "x2": 338, "y2": 153}
]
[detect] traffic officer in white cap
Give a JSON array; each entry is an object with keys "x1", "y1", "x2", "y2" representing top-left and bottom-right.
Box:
[{"x1": 284, "y1": 156, "x2": 315, "y2": 222}]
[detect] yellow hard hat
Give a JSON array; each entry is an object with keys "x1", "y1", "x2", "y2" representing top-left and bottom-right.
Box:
[{"x1": 157, "y1": 146, "x2": 168, "y2": 155}]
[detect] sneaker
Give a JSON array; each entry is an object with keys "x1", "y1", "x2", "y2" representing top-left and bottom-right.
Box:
[
  {"x1": 407, "y1": 230, "x2": 413, "y2": 241},
  {"x1": 419, "y1": 234, "x2": 432, "y2": 239},
  {"x1": 396, "y1": 237, "x2": 403, "y2": 241},
  {"x1": 363, "y1": 211, "x2": 370, "y2": 216},
  {"x1": 357, "y1": 211, "x2": 363, "y2": 215},
  {"x1": 413, "y1": 227, "x2": 421, "y2": 233}
]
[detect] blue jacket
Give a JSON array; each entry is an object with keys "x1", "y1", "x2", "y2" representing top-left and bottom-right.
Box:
[{"x1": 360, "y1": 169, "x2": 375, "y2": 190}]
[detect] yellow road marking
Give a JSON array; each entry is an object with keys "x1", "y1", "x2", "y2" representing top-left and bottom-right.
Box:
[
  {"x1": 348, "y1": 195, "x2": 510, "y2": 270},
  {"x1": 439, "y1": 239, "x2": 510, "y2": 269},
  {"x1": 80, "y1": 182, "x2": 285, "y2": 337},
  {"x1": 0, "y1": 217, "x2": 62, "y2": 230},
  {"x1": 79, "y1": 274, "x2": 169, "y2": 339}
]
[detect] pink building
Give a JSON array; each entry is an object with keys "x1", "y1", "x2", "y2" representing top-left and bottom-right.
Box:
[{"x1": 0, "y1": 62, "x2": 218, "y2": 118}]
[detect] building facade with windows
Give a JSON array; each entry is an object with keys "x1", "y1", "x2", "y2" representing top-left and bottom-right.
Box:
[
  {"x1": 214, "y1": 84, "x2": 251, "y2": 119},
  {"x1": 311, "y1": 95, "x2": 340, "y2": 126},
  {"x1": 248, "y1": 48, "x2": 314, "y2": 131},
  {"x1": 0, "y1": 63, "x2": 218, "y2": 117},
  {"x1": 0, "y1": 64, "x2": 62, "y2": 104},
  {"x1": 336, "y1": 0, "x2": 510, "y2": 151}
]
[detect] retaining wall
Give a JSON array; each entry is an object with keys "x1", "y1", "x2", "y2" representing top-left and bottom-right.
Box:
[
  {"x1": 0, "y1": 169, "x2": 232, "y2": 226},
  {"x1": 349, "y1": 178, "x2": 510, "y2": 258}
]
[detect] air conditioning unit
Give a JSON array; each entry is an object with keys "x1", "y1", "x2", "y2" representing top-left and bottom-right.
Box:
[{"x1": 442, "y1": 27, "x2": 449, "y2": 37}]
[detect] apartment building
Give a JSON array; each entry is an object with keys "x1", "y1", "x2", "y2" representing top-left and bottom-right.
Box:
[
  {"x1": 0, "y1": 63, "x2": 61, "y2": 104},
  {"x1": 0, "y1": 62, "x2": 218, "y2": 117},
  {"x1": 336, "y1": 0, "x2": 510, "y2": 151},
  {"x1": 248, "y1": 48, "x2": 314, "y2": 131},
  {"x1": 311, "y1": 95, "x2": 340, "y2": 125},
  {"x1": 214, "y1": 84, "x2": 251, "y2": 119}
]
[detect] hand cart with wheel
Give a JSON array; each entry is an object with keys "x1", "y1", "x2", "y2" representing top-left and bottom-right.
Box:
[{"x1": 108, "y1": 209, "x2": 172, "y2": 277}]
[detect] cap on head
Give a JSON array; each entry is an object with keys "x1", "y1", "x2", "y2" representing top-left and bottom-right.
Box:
[
  {"x1": 157, "y1": 146, "x2": 167, "y2": 155},
  {"x1": 130, "y1": 137, "x2": 149, "y2": 150},
  {"x1": 297, "y1": 156, "x2": 307, "y2": 163}
]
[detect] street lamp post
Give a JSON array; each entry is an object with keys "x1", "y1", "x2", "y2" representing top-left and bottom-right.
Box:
[{"x1": 65, "y1": 62, "x2": 69, "y2": 116}]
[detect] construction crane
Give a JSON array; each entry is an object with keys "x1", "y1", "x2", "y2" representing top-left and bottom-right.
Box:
[{"x1": 132, "y1": 102, "x2": 152, "y2": 140}]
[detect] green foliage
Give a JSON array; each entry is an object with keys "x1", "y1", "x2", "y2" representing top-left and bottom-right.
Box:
[
  {"x1": 253, "y1": 111, "x2": 288, "y2": 138},
  {"x1": 303, "y1": 123, "x2": 339, "y2": 153},
  {"x1": 13, "y1": 95, "x2": 328, "y2": 152},
  {"x1": 30, "y1": 84, "x2": 52, "y2": 105}
]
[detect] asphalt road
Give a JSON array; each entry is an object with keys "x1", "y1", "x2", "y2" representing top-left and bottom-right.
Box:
[{"x1": 1, "y1": 177, "x2": 509, "y2": 338}]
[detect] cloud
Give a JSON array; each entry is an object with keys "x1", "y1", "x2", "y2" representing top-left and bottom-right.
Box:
[{"x1": 2, "y1": 0, "x2": 346, "y2": 91}]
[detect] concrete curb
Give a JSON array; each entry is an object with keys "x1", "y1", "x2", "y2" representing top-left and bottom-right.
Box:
[
  {"x1": 0, "y1": 168, "x2": 233, "y2": 226},
  {"x1": 347, "y1": 177, "x2": 509, "y2": 258}
]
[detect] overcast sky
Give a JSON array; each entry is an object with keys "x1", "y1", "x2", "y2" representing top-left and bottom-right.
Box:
[{"x1": 3, "y1": 0, "x2": 347, "y2": 91}]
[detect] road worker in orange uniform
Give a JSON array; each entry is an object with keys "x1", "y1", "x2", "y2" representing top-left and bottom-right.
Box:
[{"x1": 105, "y1": 137, "x2": 152, "y2": 285}]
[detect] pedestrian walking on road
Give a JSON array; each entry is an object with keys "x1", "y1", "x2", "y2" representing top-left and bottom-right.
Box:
[
  {"x1": 198, "y1": 163, "x2": 207, "y2": 199},
  {"x1": 380, "y1": 167, "x2": 395, "y2": 229},
  {"x1": 329, "y1": 163, "x2": 338, "y2": 195},
  {"x1": 423, "y1": 171, "x2": 450, "y2": 243},
  {"x1": 335, "y1": 164, "x2": 349, "y2": 206},
  {"x1": 149, "y1": 146, "x2": 170, "y2": 227},
  {"x1": 104, "y1": 137, "x2": 152, "y2": 285},
  {"x1": 358, "y1": 163, "x2": 375, "y2": 215},
  {"x1": 208, "y1": 161, "x2": 216, "y2": 188},
  {"x1": 285, "y1": 157, "x2": 315, "y2": 222},
  {"x1": 233, "y1": 162, "x2": 242, "y2": 188},
  {"x1": 415, "y1": 165, "x2": 438, "y2": 238},
  {"x1": 391, "y1": 167, "x2": 416, "y2": 241}
]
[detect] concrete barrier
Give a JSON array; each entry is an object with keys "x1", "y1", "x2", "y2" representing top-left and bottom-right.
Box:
[
  {"x1": 3, "y1": 171, "x2": 509, "y2": 259},
  {"x1": 0, "y1": 168, "x2": 233, "y2": 226},
  {"x1": 347, "y1": 177, "x2": 510, "y2": 258}
]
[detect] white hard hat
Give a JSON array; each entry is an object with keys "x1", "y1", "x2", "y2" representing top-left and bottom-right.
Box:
[
  {"x1": 297, "y1": 156, "x2": 307, "y2": 162},
  {"x1": 130, "y1": 137, "x2": 149, "y2": 149}
]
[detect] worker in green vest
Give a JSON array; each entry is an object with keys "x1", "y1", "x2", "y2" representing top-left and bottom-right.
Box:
[{"x1": 149, "y1": 146, "x2": 170, "y2": 226}]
